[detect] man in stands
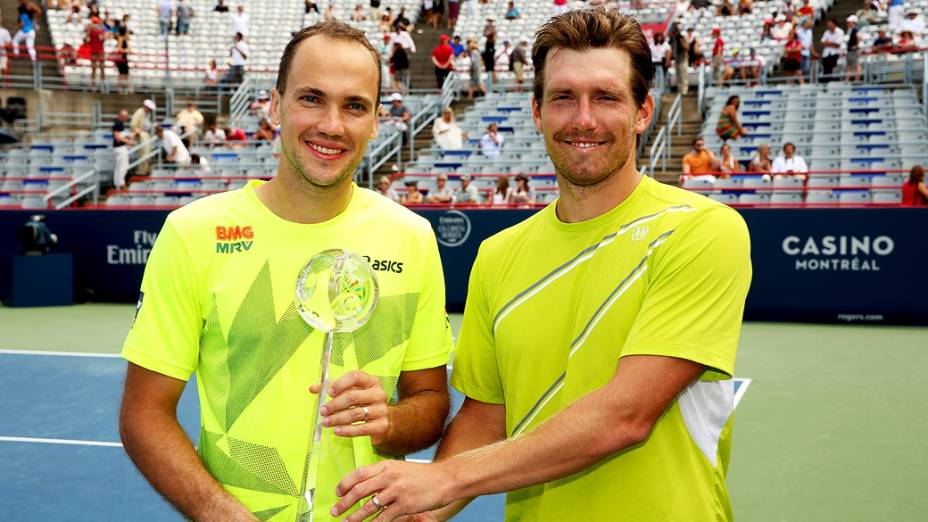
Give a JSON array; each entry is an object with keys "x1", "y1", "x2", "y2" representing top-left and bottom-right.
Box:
[
  {"x1": 119, "y1": 20, "x2": 452, "y2": 522},
  {"x1": 131, "y1": 99, "x2": 156, "y2": 176},
  {"x1": 711, "y1": 26, "x2": 725, "y2": 86},
  {"x1": 898, "y1": 9, "x2": 925, "y2": 37},
  {"x1": 820, "y1": 18, "x2": 844, "y2": 81},
  {"x1": 0, "y1": 21, "x2": 11, "y2": 79},
  {"x1": 224, "y1": 32, "x2": 248, "y2": 85},
  {"x1": 845, "y1": 15, "x2": 861, "y2": 83},
  {"x1": 112, "y1": 110, "x2": 136, "y2": 190},
  {"x1": 175, "y1": 0, "x2": 194, "y2": 36},
  {"x1": 426, "y1": 173, "x2": 453, "y2": 203},
  {"x1": 214, "y1": 0, "x2": 229, "y2": 13},
  {"x1": 203, "y1": 121, "x2": 226, "y2": 145},
  {"x1": 772, "y1": 142, "x2": 808, "y2": 179},
  {"x1": 431, "y1": 34, "x2": 455, "y2": 89},
  {"x1": 156, "y1": 0, "x2": 174, "y2": 36},
  {"x1": 331, "y1": 10, "x2": 751, "y2": 522},
  {"x1": 230, "y1": 4, "x2": 249, "y2": 37},
  {"x1": 175, "y1": 102, "x2": 204, "y2": 145},
  {"x1": 510, "y1": 38, "x2": 530, "y2": 92},
  {"x1": 479, "y1": 122, "x2": 504, "y2": 156},
  {"x1": 12, "y1": 0, "x2": 40, "y2": 62},
  {"x1": 682, "y1": 136, "x2": 719, "y2": 176},
  {"x1": 454, "y1": 173, "x2": 481, "y2": 204},
  {"x1": 155, "y1": 125, "x2": 191, "y2": 167}
]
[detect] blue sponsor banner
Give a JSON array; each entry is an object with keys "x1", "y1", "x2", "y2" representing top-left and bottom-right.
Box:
[{"x1": 0, "y1": 208, "x2": 925, "y2": 324}]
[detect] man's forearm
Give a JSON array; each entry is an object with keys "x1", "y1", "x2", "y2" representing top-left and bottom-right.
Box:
[
  {"x1": 376, "y1": 389, "x2": 449, "y2": 455},
  {"x1": 120, "y1": 409, "x2": 256, "y2": 521}
]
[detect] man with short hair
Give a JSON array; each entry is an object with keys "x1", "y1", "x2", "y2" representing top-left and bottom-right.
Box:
[
  {"x1": 12, "y1": 0, "x2": 40, "y2": 61},
  {"x1": 175, "y1": 0, "x2": 194, "y2": 35},
  {"x1": 682, "y1": 136, "x2": 719, "y2": 175},
  {"x1": 119, "y1": 20, "x2": 452, "y2": 522},
  {"x1": 771, "y1": 142, "x2": 808, "y2": 178},
  {"x1": 454, "y1": 174, "x2": 481, "y2": 204},
  {"x1": 426, "y1": 173, "x2": 453, "y2": 203},
  {"x1": 223, "y1": 32, "x2": 248, "y2": 85},
  {"x1": 845, "y1": 15, "x2": 861, "y2": 82},
  {"x1": 112, "y1": 109, "x2": 136, "y2": 189},
  {"x1": 510, "y1": 38, "x2": 530, "y2": 91},
  {"x1": 155, "y1": 125, "x2": 191, "y2": 167},
  {"x1": 898, "y1": 9, "x2": 925, "y2": 37},
  {"x1": 230, "y1": 4, "x2": 249, "y2": 36},
  {"x1": 332, "y1": 10, "x2": 751, "y2": 520},
  {"x1": 820, "y1": 18, "x2": 844, "y2": 82},
  {"x1": 384, "y1": 92, "x2": 411, "y2": 132},
  {"x1": 175, "y1": 102, "x2": 204, "y2": 142},
  {"x1": 479, "y1": 122, "x2": 504, "y2": 156},
  {"x1": 156, "y1": 0, "x2": 174, "y2": 36},
  {"x1": 131, "y1": 99, "x2": 157, "y2": 175}
]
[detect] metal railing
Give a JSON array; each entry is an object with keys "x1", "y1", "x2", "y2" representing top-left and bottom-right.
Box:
[
  {"x1": 647, "y1": 94, "x2": 683, "y2": 176},
  {"x1": 44, "y1": 168, "x2": 99, "y2": 210},
  {"x1": 228, "y1": 77, "x2": 257, "y2": 129},
  {"x1": 361, "y1": 131, "x2": 403, "y2": 188}
]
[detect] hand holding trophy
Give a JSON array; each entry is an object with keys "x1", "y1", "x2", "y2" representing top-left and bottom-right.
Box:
[{"x1": 294, "y1": 249, "x2": 379, "y2": 522}]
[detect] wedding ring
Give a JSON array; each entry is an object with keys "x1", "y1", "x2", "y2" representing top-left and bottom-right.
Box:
[
  {"x1": 372, "y1": 494, "x2": 383, "y2": 510},
  {"x1": 362, "y1": 406, "x2": 369, "y2": 421}
]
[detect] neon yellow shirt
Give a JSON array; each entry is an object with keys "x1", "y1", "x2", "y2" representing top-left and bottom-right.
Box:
[
  {"x1": 123, "y1": 181, "x2": 452, "y2": 521},
  {"x1": 451, "y1": 175, "x2": 752, "y2": 521}
]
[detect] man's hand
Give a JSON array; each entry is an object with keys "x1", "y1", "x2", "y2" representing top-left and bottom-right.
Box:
[
  {"x1": 314, "y1": 371, "x2": 392, "y2": 445},
  {"x1": 332, "y1": 460, "x2": 451, "y2": 522}
]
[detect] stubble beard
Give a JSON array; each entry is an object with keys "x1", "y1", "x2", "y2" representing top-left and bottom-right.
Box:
[
  {"x1": 547, "y1": 131, "x2": 635, "y2": 190},
  {"x1": 282, "y1": 140, "x2": 363, "y2": 192}
]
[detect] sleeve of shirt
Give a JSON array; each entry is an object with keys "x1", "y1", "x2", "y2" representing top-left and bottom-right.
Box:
[
  {"x1": 449, "y1": 246, "x2": 504, "y2": 404},
  {"x1": 401, "y1": 226, "x2": 453, "y2": 371},
  {"x1": 121, "y1": 216, "x2": 203, "y2": 381},
  {"x1": 620, "y1": 206, "x2": 752, "y2": 379}
]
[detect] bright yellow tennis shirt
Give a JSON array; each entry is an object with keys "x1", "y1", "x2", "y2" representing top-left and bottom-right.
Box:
[
  {"x1": 452, "y1": 175, "x2": 752, "y2": 521},
  {"x1": 122, "y1": 181, "x2": 452, "y2": 521}
]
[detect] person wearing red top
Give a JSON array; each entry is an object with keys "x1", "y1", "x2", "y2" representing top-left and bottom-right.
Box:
[
  {"x1": 711, "y1": 27, "x2": 725, "y2": 86},
  {"x1": 86, "y1": 16, "x2": 107, "y2": 87},
  {"x1": 224, "y1": 127, "x2": 248, "y2": 145},
  {"x1": 902, "y1": 165, "x2": 928, "y2": 205},
  {"x1": 783, "y1": 29, "x2": 803, "y2": 84},
  {"x1": 798, "y1": 0, "x2": 814, "y2": 20},
  {"x1": 431, "y1": 34, "x2": 455, "y2": 89}
]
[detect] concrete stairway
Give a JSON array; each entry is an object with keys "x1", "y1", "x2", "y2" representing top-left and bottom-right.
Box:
[
  {"x1": 639, "y1": 92, "x2": 702, "y2": 185},
  {"x1": 0, "y1": 1, "x2": 63, "y2": 86}
]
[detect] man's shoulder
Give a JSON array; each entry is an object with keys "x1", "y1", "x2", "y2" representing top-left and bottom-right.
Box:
[
  {"x1": 164, "y1": 187, "x2": 250, "y2": 234},
  {"x1": 355, "y1": 187, "x2": 434, "y2": 235}
]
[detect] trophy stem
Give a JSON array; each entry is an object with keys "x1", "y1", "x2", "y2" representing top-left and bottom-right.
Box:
[{"x1": 297, "y1": 332, "x2": 335, "y2": 522}]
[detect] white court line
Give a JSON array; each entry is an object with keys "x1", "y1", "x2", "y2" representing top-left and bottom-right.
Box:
[
  {"x1": 0, "y1": 435, "x2": 123, "y2": 447},
  {"x1": 0, "y1": 349, "x2": 121, "y2": 358},
  {"x1": 734, "y1": 378, "x2": 752, "y2": 409}
]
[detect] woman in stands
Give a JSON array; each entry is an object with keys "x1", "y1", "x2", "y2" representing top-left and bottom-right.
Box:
[
  {"x1": 783, "y1": 29, "x2": 804, "y2": 84},
  {"x1": 747, "y1": 143, "x2": 772, "y2": 172},
  {"x1": 902, "y1": 165, "x2": 928, "y2": 206},
  {"x1": 507, "y1": 174, "x2": 536, "y2": 205},
  {"x1": 491, "y1": 175, "x2": 511, "y2": 206},
  {"x1": 716, "y1": 95, "x2": 748, "y2": 141},
  {"x1": 114, "y1": 26, "x2": 131, "y2": 93},
  {"x1": 432, "y1": 107, "x2": 465, "y2": 150},
  {"x1": 719, "y1": 143, "x2": 740, "y2": 176}
]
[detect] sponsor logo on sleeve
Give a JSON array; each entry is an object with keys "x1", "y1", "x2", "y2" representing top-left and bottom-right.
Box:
[{"x1": 215, "y1": 225, "x2": 254, "y2": 254}]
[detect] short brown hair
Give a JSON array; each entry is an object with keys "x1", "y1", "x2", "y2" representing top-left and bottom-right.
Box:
[
  {"x1": 532, "y1": 9, "x2": 653, "y2": 108},
  {"x1": 276, "y1": 21, "x2": 382, "y2": 105}
]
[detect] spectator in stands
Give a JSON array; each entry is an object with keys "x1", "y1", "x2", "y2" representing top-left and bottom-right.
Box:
[
  {"x1": 873, "y1": 29, "x2": 894, "y2": 51},
  {"x1": 674, "y1": 0, "x2": 690, "y2": 14},
  {"x1": 797, "y1": 0, "x2": 814, "y2": 22},
  {"x1": 188, "y1": 153, "x2": 210, "y2": 175},
  {"x1": 467, "y1": 39, "x2": 486, "y2": 99},
  {"x1": 783, "y1": 29, "x2": 804, "y2": 84},
  {"x1": 888, "y1": 0, "x2": 905, "y2": 33},
  {"x1": 392, "y1": 7, "x2": 412, "y2": 32},
  {"x1": 771, "y1": 142, "x2": 808, "y2": 178},
  {"x1": 112, "y1": 109, "x2": 135, "y2": 190},
  {"x1": 305, "y1": 0, "x2": 321, "y2": 15},
  {"x1": 716, "y1": 95, "x2": 748, "y2": 141},
  {"x1": 376, "y1": 175, "x2": 401, "y2": 201},
  {"x1": 203, "y1": 121, "x2": 226, "y2": 145},
  {"x1": 250, "y1": 90, "x2": 271, "y2": 120},
  {"x1": 717, "y1": 0, "x2": 734, "y2": 17},
  {"x1": 0, "y1": 22, "x2": 11, "y2": 79},
  {"x1": 552, "y1": 0, "x2": 569, "y2": 16},
  {"x1": 511, "y1": 38, "x2": 529, "y2": 91},
  {"x1": 131, "y1": 99, "x2": 156, "y2": 175},
  {"x1": 432, "y1": 35, "x2": 455, "y2": 89},
  {"x1": 230, "y1": 4, "x2": 249, "y2": 37},
  {"x1": 899, "y1": 9, "x2": 925, "y2": 37},
  {"x1": 669, "y1": 23, "x2": 689, "y2": 95},
  {"x1": 114, "y1": 26, "x2": 131, "y2": 92},
  {"x1": 378, "y1": 11, "x2": 392, "y2": 32},
  {"x1": 650, "y1": 32, "x2": 671, "y2": 88},
  {"x1": 718, "y1": 143, "x2": 739, "y2": 175},
  {"x1": 426, "y1": 173, "x2": 454, "y2": 203},
  {"x1": 747, "y1": 143, "x2": 772, "y2": 172},
  {"x1": 156, "y1": 125, "x2": 191, "y2": 167},
  {"x1": 324, "y1": 4, "x2": 337, "y2": 21},
  {"x1": 495, "y1": 40, "x2": 512, "y2": 73},
  {"x1": 389, "y1": 42, "x2": 410, "y2": 94},
  {"x1": 348, "y1": 4, "x2": 363, "y2": 21},
  {"x1": 253, "y1": 118, "x2": 276, "y2": 142},
  {"x1": 508, "y1": 174, "x2": 536, "y2": 205},
  {"x1": 483, "y1": 18, "x2": 498, "y2": 88},
  {"x1": 224, "y1": 126, "x2": 247, "y2": 144},
  {"x1": 690, "y1": 0, "x2": 709, "y2": 11},
  {"x1": 505, "y1": 1, "x2": 520, "y2": 20},
  {"x1": 845, "y1": 15, "x2": 861, "y2": 82},
  {"x1": 480, "y1": 123, "x2": 504, "y2": 157},
  {"x1": 204, "y1": 59, "x2": 219, "y2": 86},
  {"x1": 401, "y1": 180, "x2": 423, "y2": 204},
  {"x1": 820, "y1": 18, "x2": 844, "y2": 81},
  {"x1": 902, "y1": 165, "x2": 928, "y2": 205},
  {"x1": 738, "y1": 0, "x2": 752, "y2": 15},
  {"x1": 176, "y1": 0, "x2": 194, "y2": 36},
  {"x1": 896, "y1": 30, "x2": 919, "y2": 51},
  {"x1": 214, "y1": 0, "x2": 229, "y2": 13},
  {"x1": 454, "y1": 174, "x2": 481, "y2": 204},
  {"x1": 685, "y1": 27, "x2": 702, "y2": 66},
  {"x1": 433, "y1": 107, "x2": 464, "y2": 150},
  {"x1": 711, "y1": 27, "x2": 725, "y2": 86},
  {"x1": 223, "y1": 32, "x2": 248, "y2": 85},
  {"x1": 490, "y1": 175, "x2": 511, "y2": 204},
  {"x1": 13, "y1": 0, "x2": 40, "y2": 62},
  {"x1": 390, "y1": 22, "x2": 416, "y2": 53},
  {"x1": 85, "y1": 16, "x2": 107, "y2": 88},
  {"x1": 738, "y1": 48, "x2": 763, "y2": 83},
  {"x1": 175, "y1": 102, "x2": 204, "y2": 144},
  {"x1": 771, "y1": 14, "x2": 792, "y2": 40},
  {"x1": 156, "y1": 0, "x2": 174, "y2": 36},
  {"x1": 682, "y1": 137, "x2": 719, "y2": 176},
  {"x1": 384, "y1": 92, "x2": 411, "y2": 132},
  {"x1": 369, "y1": 0, "x2": 381, "y2": 22},
  {"x1": 450, "y1": 35, "x2": 465, "y2": 56},
  {"x1": 797, "y1": 18, "x2": 814, "y2": 78}
]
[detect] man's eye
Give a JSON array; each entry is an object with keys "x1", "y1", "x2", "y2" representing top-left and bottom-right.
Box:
[
  {"x1": 301, "y1": 95, "x2": 319, "y2": 103},
  {"x1": 347, "y1": 103, "x2": 367, "y2": 111}
]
